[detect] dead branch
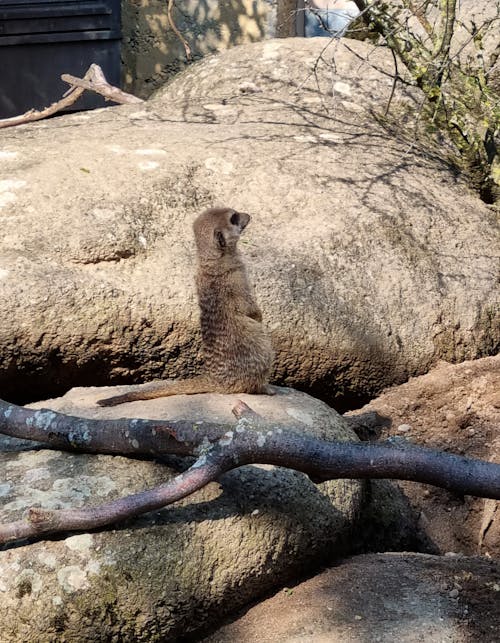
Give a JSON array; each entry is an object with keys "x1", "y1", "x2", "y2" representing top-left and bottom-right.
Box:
[
  {"x1": 0, "y1": 452, "x2": 223, "y2": 544},
  {"x1": 0, "y1": 83, "x2": 88, "y2": 130},
  {"x1": 167, "y1": 0, "x2": 192, "y2": 61},
  {"x1": 0, "y1": 64, "x2": 143, "y2": 130},
  {"x1": 61, "y1": 64, "x2": 144, "y2": 105},
  {"x1": 0, "y1": 397, "x2": 499, "y2": 545}
]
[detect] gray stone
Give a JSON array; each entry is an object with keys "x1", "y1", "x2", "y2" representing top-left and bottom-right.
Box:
[{"x1": 0, "y1": 387, "x2": 363, "y2": 641}]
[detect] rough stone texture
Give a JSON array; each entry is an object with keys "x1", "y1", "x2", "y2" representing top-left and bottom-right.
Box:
[
  {"x1": 447, "y1": 0, "x2": 499, "y2": 63},
  {"x1": 202, "y1": 553, "x2": 500, "y2": 643},
  {"x1": 351, "y1": 478, "x2": 436, "y2": 555},
  {"x1": 0, "y1": 38, "x2": 498, "y2": 408},
  {"x1": 347, "y1": 355, "x2": 500, "y2": 558},
  {"x1": 122, "y1": 0, "x2": 278, "y2": 97},
  {"x1": 120, "y1": 0, "x2": 498, "y2": 97},
  {"x1": 0, "y1": 387, "x2": 363, "y2": 642}
]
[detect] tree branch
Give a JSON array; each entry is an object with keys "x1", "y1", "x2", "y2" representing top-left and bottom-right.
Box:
[
  {"x1": 0, "y1": 451, "x2": 225, "y2": 544},
  {"x1": 432, "y1": 0, "x2": 456, "y2": 62},
  {"x1": 167, "y1": 0, "x2": 192, "y2": 61},
  {"x1": 0, "y1": 64, "x2": 143, "y2": 130},
  {"x1": 61, "y1": 64, "x2": 144, "y2": 105},
  {"x1": 0, "y1": 397, "x2": 499, "y2": 545}
]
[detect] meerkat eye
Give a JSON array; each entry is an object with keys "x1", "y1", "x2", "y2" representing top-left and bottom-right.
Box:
[{"x1": 230, "y1": 212, "x2": 240, "y2": 226}]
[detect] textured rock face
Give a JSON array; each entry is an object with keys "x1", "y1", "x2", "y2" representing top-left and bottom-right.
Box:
[
  {"x1": 0, "y1": 38, "x2": 498, "y2": 408},
  {"x1": 120, "y1": 0, "x2": 497, "y2": 97},
  {"x1": 122, "y1": 0, "x2": 278, "y2": 98},
  {"x1": 0, "y1": 387, "x2": 363, "y2": 642}
]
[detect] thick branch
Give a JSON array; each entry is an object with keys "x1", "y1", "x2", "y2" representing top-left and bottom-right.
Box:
[
  {"x1": 0, "y1": 397, "x2": 499, "y2": 545},
  {"x1": 0, "y1": 399, "x2": 206, "y2": 456},
  {"x1": 0, "y1": 452, "x2": 225, "y2": 544}
]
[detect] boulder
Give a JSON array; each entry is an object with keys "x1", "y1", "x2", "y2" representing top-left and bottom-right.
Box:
[
  {"x1": 0, "y1": 387, "x2": 364, "y2": 641},
  {"x1": 351, "y1": 478, "x2": 436, "y2": 555},
  {"x1": 203, "y1": 552, "x2": 500, "y2": 642},
  {"x1": 0, "y1": 38, "x2": 498, "y2": 408}
]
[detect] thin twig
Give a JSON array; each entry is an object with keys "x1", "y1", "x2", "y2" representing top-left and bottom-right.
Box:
[
  {"x1": 61, "y1": 65, "x2": 144, "y2": 105},
  {"x1": 167, "y1": 0, "x2": 192, "y2": 60},
  {"x1": 0, "y1": 64, "x2": 143, "y2": 129},
  {"x1": 0, "y1": 87, "x2": 85, "y2": 129},
  {"x1": 0, "y1": 78, "x2": 90, "y2": 130},
  {"x1": 385, "y1": 47, "x2": 399, "y2": 116}
]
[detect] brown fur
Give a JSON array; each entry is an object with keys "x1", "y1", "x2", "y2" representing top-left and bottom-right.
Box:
[{"x1": 97, "y1": 207, "x2": 274, "y2": 406}]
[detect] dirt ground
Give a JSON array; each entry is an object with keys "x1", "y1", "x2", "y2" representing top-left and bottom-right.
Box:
[
  {"x1": 201, "y1": 553, "x2": 500, "y2": 643},
  {"x1": 346, "y1": 355, "x2": 500, "y2": 557}
]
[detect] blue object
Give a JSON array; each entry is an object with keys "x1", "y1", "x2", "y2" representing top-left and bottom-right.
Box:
[{"x1": 304, "y1": 8, "x2": 356, "y2": 37}]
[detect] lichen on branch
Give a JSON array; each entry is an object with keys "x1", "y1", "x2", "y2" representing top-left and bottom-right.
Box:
[{"x1": 0, "y1": 397, "x2": 499, "y2": 546}]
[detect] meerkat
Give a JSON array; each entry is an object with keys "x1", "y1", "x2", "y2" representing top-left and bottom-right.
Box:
[{"x1": 97, "y1": 207, "x2": 274, "y2": 406}]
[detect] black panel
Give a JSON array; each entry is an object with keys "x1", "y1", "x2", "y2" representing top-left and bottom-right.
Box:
[{"x1": 0, "y1": 0, "x2": 121, "y2": 117}]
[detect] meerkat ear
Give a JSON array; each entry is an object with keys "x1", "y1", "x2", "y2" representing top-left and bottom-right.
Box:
[
  {"x1": 214, "y1": 229, "x2": 226, "y2": 249},
  {"x1": 230, "y1": 211, "x2": 240, "y2": 226}
]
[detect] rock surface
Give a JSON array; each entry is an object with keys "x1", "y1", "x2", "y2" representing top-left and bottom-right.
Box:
[
  {"x1": 203, "y1": 553, "x2": 500, "y2": 643},
  {"x1": 122, "y1": 0, "x2": 277, "y2": 97},
  {"x1": 347, "y1": 354, "x2": 500, "y2": 558},
  {"x1": 0, "y1": 37, "x2": 498, "y2": 408},
  {"x1": 0, "y1": 387, "x2": 364, "y2": 642},
  {"x1": 0, "y1": 363, "x2": 497, "y2": 639}
]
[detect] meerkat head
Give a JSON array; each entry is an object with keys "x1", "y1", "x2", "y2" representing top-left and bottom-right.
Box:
[{"x1": 194, "y1": 207, "x2": 251, "y2": 256}]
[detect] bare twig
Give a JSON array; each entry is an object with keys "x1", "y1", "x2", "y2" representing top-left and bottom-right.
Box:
[
  {"x1": 167, "y1": 0, "x2": 192, "y2": 61},
  {"x1": 0, "y1": 396, "x2": 499, "y2": 545},
  {"x1": 385, "y1": 47, "x2": 399, "y2": 116},
  {"x1": 0, "y1": 88, "x2": 85, "y2": 129},
  {"x1": 0, "y1": 452, "x2": 224, "y2": 544},
  {"x1": 0, "y1": 64, "x2": 143, "y2": 130},
  {"x1": 0, "y1": 85, "x2": 88, "y2": 130},
  {"x1": 61, "y1": 64, "x2": 144, "y2": 105}
]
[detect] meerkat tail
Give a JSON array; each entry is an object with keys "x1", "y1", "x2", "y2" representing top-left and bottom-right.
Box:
[{"x1": 96, "y1": 377, "x2": 221, "y2": 407}]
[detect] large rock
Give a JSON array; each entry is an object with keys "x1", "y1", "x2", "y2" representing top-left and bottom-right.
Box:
[
  {"x1": 0, "y1": 387, "x2": 363, "y2": 641},
  {"x1": 0, "y1": 38, "x2": 498, "y2": 408}
]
